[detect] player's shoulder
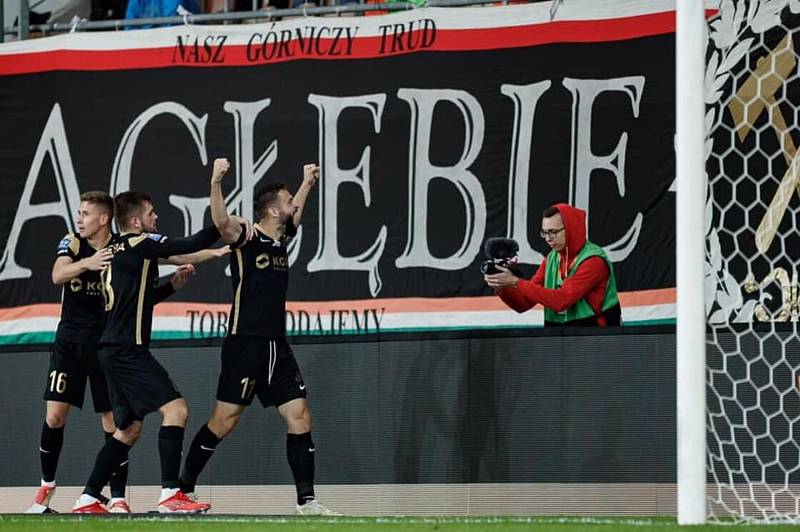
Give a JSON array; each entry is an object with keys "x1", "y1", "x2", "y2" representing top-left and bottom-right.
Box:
[
  {"x1": 126, "y1": 232, "x2": 168, "y2": 248},
  {"x1": 56, "y1": 232, "x2": 81, "y2": 256}
]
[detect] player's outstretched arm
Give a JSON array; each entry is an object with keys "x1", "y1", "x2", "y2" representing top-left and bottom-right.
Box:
[
  {"x1": 164, "y1": 246, "x2": 231, "y2": 266},
  {"x1": 153, "y1": 264, "x2": 196, "y2": 304},
  {"x1": 210, "y1": 158, "x2": 244, "y2": 244},
  {"x1": 292, "y1": 163, "x2": 320, "y2": 227},
  {"x1": 52, "y1": 248, "x2": 112, "y2": 285}
]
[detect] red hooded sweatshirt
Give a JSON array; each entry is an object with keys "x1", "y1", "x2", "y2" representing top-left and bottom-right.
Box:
[{"x1": 498, "y1": 204, "x2": 611, "y2": 324}]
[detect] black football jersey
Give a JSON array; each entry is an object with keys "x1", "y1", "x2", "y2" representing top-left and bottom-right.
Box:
[
  {"x1": 100, "y1": 226, "x2": 219, "y2": 346},
  {"x1": 228, "y1": 226, "x2": 289, "y2": 338},
  {"x1": 54, "y1": 232, "x2": 112, "y2": 344}
]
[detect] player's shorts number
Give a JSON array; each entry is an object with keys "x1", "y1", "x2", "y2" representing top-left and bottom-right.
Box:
[
  {"x1": 240, "y1": 377, "x2": 256, "y2": 400},
  {"x1": 49, "y1": 370, "x2": 67, "y2": 394}
]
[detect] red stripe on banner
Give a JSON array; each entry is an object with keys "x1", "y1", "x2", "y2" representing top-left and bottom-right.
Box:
[{"x1": 0, "y1": 10, "x2": 716, "y2": 76}]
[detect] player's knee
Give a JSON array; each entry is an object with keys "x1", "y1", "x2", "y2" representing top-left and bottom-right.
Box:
[
  {"x1": 99, "y1": 412, "x2": 116, "y2": 433},
  {"x1": 162, "y1": 399, "x2": 189, "y2": 426},
  {"x1": 212, "y1": 412, "x2": 241, "y2": 438},
  {"x1": 45, "y1": 412, "x2": 67, "y2": 428},
  {"x1": 171, "y1": 404, "x2": 189, "y2": 426},
  {"x1": 286, "y1": 404, "x2": 311, "y2": 433},
  {"x1": 221, "y1": 418, "x2": 238, "y2": 437},
  {"x1": 117, "y1": 422, "x2": 142, "y2": 445}
]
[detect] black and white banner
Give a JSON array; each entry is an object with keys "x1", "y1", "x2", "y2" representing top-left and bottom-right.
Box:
[{"x1": 0, "y1": 0, "x2": 681, "y2": 343}]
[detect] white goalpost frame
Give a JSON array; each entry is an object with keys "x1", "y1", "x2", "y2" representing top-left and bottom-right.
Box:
[{"x1": 676, "y1": 0, "x2": 707, "y2": 525}]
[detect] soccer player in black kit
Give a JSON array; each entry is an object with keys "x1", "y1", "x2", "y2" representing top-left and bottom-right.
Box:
[
  {"x1": 178, "y1": 158, "x2": 340, "y2": 515},
  {"x1": 71, "y1": 189, "x2": 231, "y2": 514},
  {"x1": 30, "y1": 191, "x2": 218, "y2": 514},
  {"x1": 27, "y1": 191, "x2": 133, "y2": 513}
]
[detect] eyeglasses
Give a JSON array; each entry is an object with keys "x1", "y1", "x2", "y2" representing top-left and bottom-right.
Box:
[{"x1": 540, "y1": 227, "x2": 565, "y2": 239}]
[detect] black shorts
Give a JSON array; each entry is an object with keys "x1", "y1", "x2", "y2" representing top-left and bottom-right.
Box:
[
  {"x1": 216, "y1": 336, "x2": 307, "y2": 408},
  {"x1": 43, "y1": 338, "x2": 111, "y2": 412},
  {"x1": 98, "y1": 344, "x2": 182, "y2": 430}
]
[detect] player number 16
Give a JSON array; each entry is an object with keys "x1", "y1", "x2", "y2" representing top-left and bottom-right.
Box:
[{"x1": 49, "y1": 370, "x2": 67, "y2": 394}]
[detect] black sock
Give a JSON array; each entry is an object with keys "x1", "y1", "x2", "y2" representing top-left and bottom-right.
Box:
[
  {"x1": 179, "y1": 424, "x2": 222, "y2": 493},
  {"x1": 40, "y1": 423, "x2": 64, "y2": 483},
  {"x1": 287, "y1": 432, "x2": 315, "y2": 505},
  {"x1": 158, "y1": 426, "x2": 185, "y2": 490},
  {"x1": 84, "y1": 437, "x2": 130, "y2": 501},
  {"x1": 105, "y1": 431, "x2": 128, "y2": 499}
]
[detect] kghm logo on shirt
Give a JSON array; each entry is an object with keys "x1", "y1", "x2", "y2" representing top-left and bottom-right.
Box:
[
  {"x1": 255, "y1": 253, "x2": 270, "y2": 270},
  {"x1": 69, "y1": 278, "x2": 102, "y2": 295},
  {"x1": 255, "y1": 254, "x2": 288, "y2": 271},
  {"x1": 69, "y1": 278, "x2": 82, "y2": 292}
]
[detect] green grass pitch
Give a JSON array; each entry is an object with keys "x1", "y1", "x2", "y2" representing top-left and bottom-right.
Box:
[{"x1": 3, "y1": 516, "x2": 800, "y2": 531}]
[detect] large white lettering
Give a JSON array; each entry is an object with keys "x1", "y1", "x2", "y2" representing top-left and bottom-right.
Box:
[
  {"x1": 562, "y1": 76, "x2": 645, "y2": 262},
  {"x1": 395, "y1": 89, "x2": 486, "y2": 270},
  {"x1": 500, "y1": 81, "x2": 552, "y2": 264},
  {"x1": 0, "y1": 104, "x2": 81, "y2": 280},
  {"x1": 306, "y1": 93, "x2": 387, "y2": 296}
]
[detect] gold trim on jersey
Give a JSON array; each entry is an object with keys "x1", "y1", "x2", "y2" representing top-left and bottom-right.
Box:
[
  {"x1": 128, "y1": 234, "x2": 148, "y2": 248},
  {"x1": 61, "y1": 233, "x2": 81, "y2": 256},
  {"x1": 88, "y1": 232, "x2": 113, "y2": 251},
  {"x1": 136, "y1": 259, "x2": 151, "y2": 345},
  {"x1": 232, "y1": 249, "x2": 244, "y2": 335}
]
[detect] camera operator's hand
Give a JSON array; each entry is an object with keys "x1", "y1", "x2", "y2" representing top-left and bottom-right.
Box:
[{"x1": 484, "y1": 265, "x2": 520, "y2": 290}]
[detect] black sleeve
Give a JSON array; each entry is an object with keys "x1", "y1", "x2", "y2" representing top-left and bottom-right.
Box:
[
  {"x1": 153, "y1": 282, "x2": 176, "y2": 304},
  {"x1": 138, "y1": 225, "x2": 221, "y2": 259},
  {"x1": 229, "y1": 224, "x2": 248, "y2": 250}
]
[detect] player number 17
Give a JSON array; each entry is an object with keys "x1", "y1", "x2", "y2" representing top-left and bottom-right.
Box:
[{"x1": 240, "y1": 378, "x2": 256, "y2": 400}]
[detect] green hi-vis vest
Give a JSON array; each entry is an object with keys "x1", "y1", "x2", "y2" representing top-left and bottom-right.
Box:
[{"x1": 543, "y1": 241, "x2": 619, "y2": 324}]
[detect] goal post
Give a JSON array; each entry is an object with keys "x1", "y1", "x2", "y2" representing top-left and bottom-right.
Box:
[
  {"x1": 700, "y1": 0, "x2": 800, "y2": 523},
  {"x1": 676, "y1": 0, "x2": 708, "y2": 525}
]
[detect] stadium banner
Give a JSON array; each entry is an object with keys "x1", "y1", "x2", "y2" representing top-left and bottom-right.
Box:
[{"x1": 0, "y1": 0, "x2": 681, "y2": 344}]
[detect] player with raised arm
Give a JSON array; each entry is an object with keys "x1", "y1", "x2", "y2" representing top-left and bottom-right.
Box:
[
  {"x1": 71, "y1": 189, "x2": 232, "y2": 514},
  {"x1": 178, "y1": 159, "x2": 340, "y2": 516}
]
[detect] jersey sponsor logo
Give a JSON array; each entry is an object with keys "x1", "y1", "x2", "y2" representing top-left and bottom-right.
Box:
[
  {"x1": 69, "y1": 277, "x2": 83, "y2": 292},
  {"x1": 255, "y1": 253, "x2": 270, "y2": 269},
  {"x1": 146, "y1": 233, "x2": 167, "y2": 243},
  {"x1": 57, "y1": 237, "x2": 72, "y2": 252},
  {"x1": 255, "y1": 253, "x2": 288, "y2": 270},
  {"x1": 69, "y1": 278, "x2": 101, "y2": 294}
]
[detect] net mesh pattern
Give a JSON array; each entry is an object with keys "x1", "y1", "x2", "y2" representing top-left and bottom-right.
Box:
[{"x1": 705, "y1": 0, "x2": 800, "y2": 522}]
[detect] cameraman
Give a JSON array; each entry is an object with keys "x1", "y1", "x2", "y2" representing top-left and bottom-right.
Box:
[{"x1": 484, "y1": 203, "x2": 621, "y2": 327}]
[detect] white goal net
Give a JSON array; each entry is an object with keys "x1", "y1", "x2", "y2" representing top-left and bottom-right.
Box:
[{"x1": 705, "y1": 0, "x2": 800, "y2": 522}]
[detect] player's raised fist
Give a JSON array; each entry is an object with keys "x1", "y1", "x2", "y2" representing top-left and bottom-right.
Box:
[
  {"x1": 303, "y1": 163, "x2": 320, "y2": 186},
  {"x1": 211, "y1": 158, "x2": 231, "y2": 183}
]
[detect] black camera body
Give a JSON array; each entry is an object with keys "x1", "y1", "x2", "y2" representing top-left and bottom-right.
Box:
[
  {"x1": 480, "y1": 237, "x2": 519, "y2": 275},
  {"x1": 481, "y1": 257, "x2": 514, "y2": 275}
]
